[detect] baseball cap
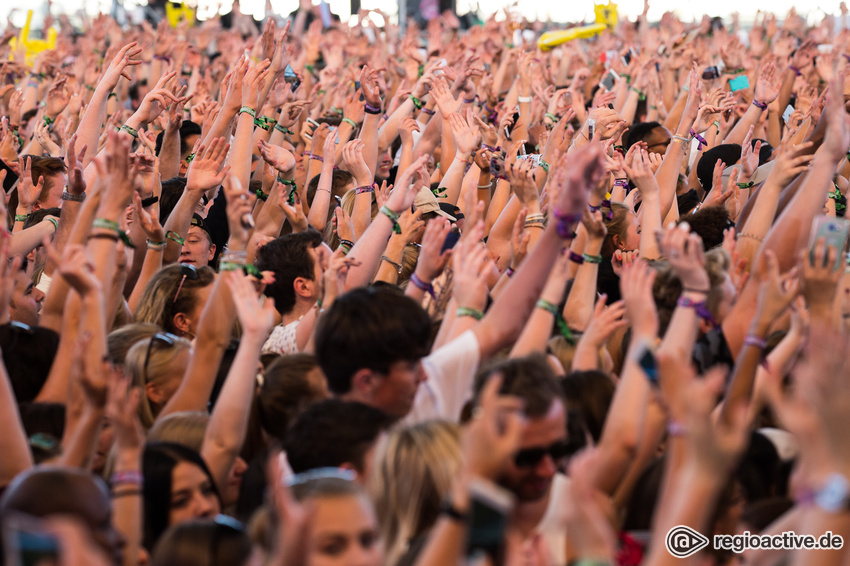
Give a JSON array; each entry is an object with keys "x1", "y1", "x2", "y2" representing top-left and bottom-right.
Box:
[{"x1": 414, "y1": 186, "x2": 456, "y2": 221}]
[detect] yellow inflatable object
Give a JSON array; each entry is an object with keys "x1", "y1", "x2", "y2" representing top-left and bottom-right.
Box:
[
  {"x1": 165, "y1": 2, "x2": 196, "y2": 27},
  {"x1": 538, "y1": 2, "x2": 618, "y2": 51},
  {"x1": 8, "y1": 11, "x2": 57, "y2": 65}
]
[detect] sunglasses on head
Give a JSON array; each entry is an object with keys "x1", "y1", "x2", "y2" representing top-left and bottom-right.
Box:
[
  {"x1": 513, "y1": 440, "x2": 573, "y2": 469},
  {"x1": 143, "y1": 332, "x2": 181, "y2": 385},
  {"x1": 173, "y1": 263, "x2": 199, "y2": 304}
]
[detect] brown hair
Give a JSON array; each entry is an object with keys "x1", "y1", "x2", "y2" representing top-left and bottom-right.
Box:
[
  {"x1": 134, "y1": 264, "x2": 216, "y2": 334},
  {"x1": 602, "y1": 203, "x2": 633, "y2": 258}
]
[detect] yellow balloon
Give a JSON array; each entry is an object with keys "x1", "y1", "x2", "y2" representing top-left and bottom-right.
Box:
[
  {"x1": 8, "y1": 11, "x2": 57, "y2": 65},
  {"x1": 537, "y1": 2, "x2": 618, "y2": 51},
  {"x1": 165, "y1": 2, "x2": 196, "y2": 27}
]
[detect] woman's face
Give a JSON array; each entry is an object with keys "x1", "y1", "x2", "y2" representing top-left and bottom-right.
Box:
[
  {"x1": 148, "y1": 348, "x2": 191, "y2": 411},
  {"x1": 168, "y1": 461, "x2": 220, "y2": 527},
  {"x1": 185, "y1": 284, "x2": 214, "y2": 336},
  {"x1": 621, "y1": 212, "x2": 642, "y2": 252},
  {"x1": 221, "y1": 456, "x2": 248, "y2": 507},
  {"x1": 307, "y1": 495, "x2": 382, "y2": 566}
]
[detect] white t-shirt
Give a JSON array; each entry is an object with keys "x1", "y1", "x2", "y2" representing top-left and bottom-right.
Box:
[
  {"x1": 405, "y1": 329, "x2": 481, "y2": 424},
  {"x1": 262, "y1": 319, "x2": 300, "y2": 355}
]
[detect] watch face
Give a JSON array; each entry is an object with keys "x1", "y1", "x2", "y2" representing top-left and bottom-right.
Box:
[{"x1": 815, "y1": 474, "x2": 850, "y2": 513}]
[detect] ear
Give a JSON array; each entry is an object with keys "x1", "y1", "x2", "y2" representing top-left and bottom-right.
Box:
[
  {"x1": 611, "y1": 234, "x2": 623, "y2": 250},
  {"x1": 349, "y1": 368, "x2": 378, "y2": 402},
  {"x1": 293, "y1": 277, "x2": 313, "y2": 299},
  {"x1": 146, "y1": 381, "x2": 166, "y2": 406},
  {"x1": 697, "y1": 318, "x2": 712, "y2": 334},
  {"x1": 32, "y1": 202, "x2": 42, "y2": 212},
  {"x1": 172, "y1": 312, "x2": 191, "y2": 336},
  {"x1": 208, "y1": 244, "x2": 217, "y2": 262}
]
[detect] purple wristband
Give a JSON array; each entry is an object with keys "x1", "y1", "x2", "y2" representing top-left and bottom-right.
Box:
[
  {"x1": 752, "y1": 99, "x2": 768, "y2": 110},
  {"x1": 506, "y1": 267, "x2": 515, "y2": 278},
  {"x1": 744, "y1": 334, "x2": 767, "y2": 349},
  {"x1": 568, "y1": 251, "x2": 584, "y2": 264},
  {"x1": 111, "y1": 470, "x2": 144, "y2": 487},
  {"x1": 410, "y1": 273, "x2": 436, "y2": 299},
  {"x1": 355, "y1": 183, "x2": 376, "y2": 195},
  {"x1": 364, "y1": 102, "x2": 383, "y2": 115},
  {"x1": 553, "y1": 209, "x2": 582, "y2": 239},
  {"x1": 689, "y1": 129, "x2": 707, "y2": 150},
  {"x1": 789, "y1": 65, "x2": 802, "y2": 76},
  {"x1": 421, "y1": 107, "x2": 436, "y2": 116}
]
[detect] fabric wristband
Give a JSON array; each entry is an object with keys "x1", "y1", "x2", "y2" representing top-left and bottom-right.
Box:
[{"x1": 456, "y1": 307, "x2": 484, "y2": 320}]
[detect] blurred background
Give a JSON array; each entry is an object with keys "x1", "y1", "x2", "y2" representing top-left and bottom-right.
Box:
[{"x1": 3, "y1": 0, "x2": 847, "y2": 32}]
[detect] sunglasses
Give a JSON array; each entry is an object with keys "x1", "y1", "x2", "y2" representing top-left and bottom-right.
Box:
[
  {"x1": 173, "y1": 263, "x2": 199, "y2": 304},
  {"x1": 513, "y1": 440, "x2": 573, "y2": 469},
  {"x1": 143, "y1": 332, "x2": 180, "y2": 385}
]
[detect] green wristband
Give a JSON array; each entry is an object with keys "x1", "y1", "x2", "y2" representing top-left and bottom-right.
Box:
[
  {"x1": 341, "y1": 117, "x2": 358, "y2": 129},
  {"x1": 119, "y1": 124, "x2": 138, "y2": 138},
  {"x1": 379, "y1": 205, "x2": 402, "y2": 234},
  {"x1": 456, "y1": 307, "x2": 484, "y2": 320},
  {"x1": 165, "y1": 230, "x2": 185, "y2": 245},
  {"x1": 239, "y1": 106, "x2": 256, "y2": 118},
  {"x1": 14, "y1": 214, "x2": 29, "y2": 223}
]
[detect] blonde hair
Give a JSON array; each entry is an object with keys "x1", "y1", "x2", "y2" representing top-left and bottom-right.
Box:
[
  {"x1": 147, "y1": 411, "x2": 209, "y2": 450},
  {"x1": 323, "y1": 188, "x2": 379, "y2": 248},
  {"x1": 133, "y1": 264, "x2": 215, "y2": 334},
  {"x1": 369, "y1": 420, "x2": 462, "y2": 565},
  {"x1": 125, "y1": 335, "x2": 192, "y2": 430}
]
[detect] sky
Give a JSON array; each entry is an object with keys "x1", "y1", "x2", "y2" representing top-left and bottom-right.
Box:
[{"x1": 3, "y1": 0, "x2": 847, "y2": 34}]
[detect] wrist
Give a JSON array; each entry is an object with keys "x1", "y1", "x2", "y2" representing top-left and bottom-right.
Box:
[
  {"x1": 749, "y1": 318, "x2": 772, "y2": 336},
  {"x1": 114, "y1": 450, "x2": 142, "y2": 471},
  {"x1": 583, "y1": 238, "x2": 604, "y2": 255}
]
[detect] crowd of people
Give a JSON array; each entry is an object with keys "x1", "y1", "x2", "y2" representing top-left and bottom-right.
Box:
[{"x1": 0, "y1": 1, "x2": 849, "y2": 565}]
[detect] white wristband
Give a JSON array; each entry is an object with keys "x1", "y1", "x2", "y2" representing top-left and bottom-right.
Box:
[{"x1": 518, "y1": 96, "x2": 533, "y2": 103}]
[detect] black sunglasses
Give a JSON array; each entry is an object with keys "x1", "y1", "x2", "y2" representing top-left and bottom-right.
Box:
[
  {"x1": 513, "y1": 440, "x2": 573, "y2": 469},
  {"x1": 143, "y1": 332, "x2": 180, "y2": 385},
  {"x1": 173, "y1": 263, "x2": 199, "y2": 303}
]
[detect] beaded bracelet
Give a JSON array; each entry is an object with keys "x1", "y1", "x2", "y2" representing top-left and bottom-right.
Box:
[
  {"x1": 456, "y1": 307, "x2": 484, "y2": 320},
  {"x1": 380, "y1": 205, "x2": 402, "y2": 234}
]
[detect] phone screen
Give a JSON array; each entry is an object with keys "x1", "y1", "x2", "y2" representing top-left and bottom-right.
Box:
[
  {"x1": 0, "y1": 158, "x2": 19, "y2": 192},
  {"x1": 782, "y1": 104, "x2": 794, "y2": 123},
  {"x1": 810, "y1": 216, "x2": 850, "y2": 271},
  {"x1": 729, "y1": 75, "x2": 749, "y2": 92},
  {"x1": 441, "y1": 230, "x2": 461, "y2": 253},
  {"x1": 638, "y1": 348, "x2": 659, "y2": 386},
  {"x1": 466, "y1": 480, "x2": 513, "y2": 560},
  {"x1": 701, "y1": 66, "x2": 719, "y2": 80},
  {"x1": 601, "y1": 70, "x2": 618, "y2": 91}
]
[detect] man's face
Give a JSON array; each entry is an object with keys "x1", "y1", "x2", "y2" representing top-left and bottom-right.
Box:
[
  {"x1": 370, "y1": 360, "x2": 427, "y2": 420},
  {"x1": 644, "y1": 126, "x2": 672, "y2": 156},
  {"x1": 34, "y1": 172, "x2": 68, "y2": 210},
  {"x1": 179, "y1": 226, "x2": 214, "y2": 266},
  {"x1": 10, "y1": 270, "x2": 43, "y2": 326},
  {"x1": 498, "y1": 399, "x2": 568, "y2": 503}
]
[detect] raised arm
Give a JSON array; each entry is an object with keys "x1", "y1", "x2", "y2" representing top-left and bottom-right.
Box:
[{"x1": 202, "y1": 270, "x2": 275, "y2": 494}]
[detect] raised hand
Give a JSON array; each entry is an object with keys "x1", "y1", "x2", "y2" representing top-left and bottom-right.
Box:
[
  {"x1": 58, "y1": 244, "x2": 101, "y2": 297},
  {"x1": 452, "y1": 224, "x2": 494, "y2": 312},
  {"x1": 186, "y1": 137, "x2": 230, "y2": 192},
  {"x1": 340, "y1": 140, "x2": 372, "y2": 186},
  {"x1": 243, "y1": 60, "x2": 272, "y2": 110},
  {"x1": 225, "y1": 269, "x2": 277, "y2": 337},
  {"x1": 132, "y1": 192, "x2": 164, "y2": 243},
  {"x1": 739, "y1": 126, "x2": 762, "y2": 181},
  {"x1": 550, "y1": 143, "x2": 604, "y2": 219},
  {"x1": 222, "y1": 174, "x2": 256, "y2": 246},
  {"x1": 431, "y1": 75, "x2": 460, "y2": 116},
  {"x1": 754, "y1": 62, "x2": 781, "y2": 104},
  {"x1": 414, "y1": 217, "x2": 452, "y2": 283},
  {"x1": 659, "y1": 223, "x2": 710, "y2": 291},
  {"x1": 506, "y1": 158, "x2": 539, "y2": 205},
  {"x1": 462, "y1": 375, "x2": 525, "y2": 480},
  {"x1": 619, "y1": 147, "x2": 658, "y2": 196},
  {"x1": 258, "y1": 139, "x2": 296, "y2": 173},
  {"x1": 360, "y1": 65, "x2": 384, "y2": 108},
  {"x1": 753, "y1": 250, "x2": 799, "y2": 326},
  {"x1": 101, "y1": 42, "x2": 143, "y2": 89},
  {"x1": 133, "y1": 71, "x2": 181, "y2": 125},
  {"x1": 16, "y1": 156, "x2": 45, "y2": 213},
  {"x1": 46, "y1": 76, "x2": 71, "y2": 118},
  {"x1": 620, "y1": 258, "x2": 657, "y2": 337},
  {"x1": 386, "y1": 154, "x2": 430, "y2": 213}
]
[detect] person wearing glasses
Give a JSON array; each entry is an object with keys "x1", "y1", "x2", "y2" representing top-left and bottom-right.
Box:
[
  {"x1": 125, "y1": 333, "x2": 193, "y2": 430},
  {"x1": 467, "y1": 356, "x2": 572, "y2": 557}
]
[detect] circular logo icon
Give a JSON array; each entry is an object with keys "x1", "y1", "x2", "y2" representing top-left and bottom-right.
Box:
[{"x1": 665, "y1": 525, "x2": 710, "y2": 558}]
